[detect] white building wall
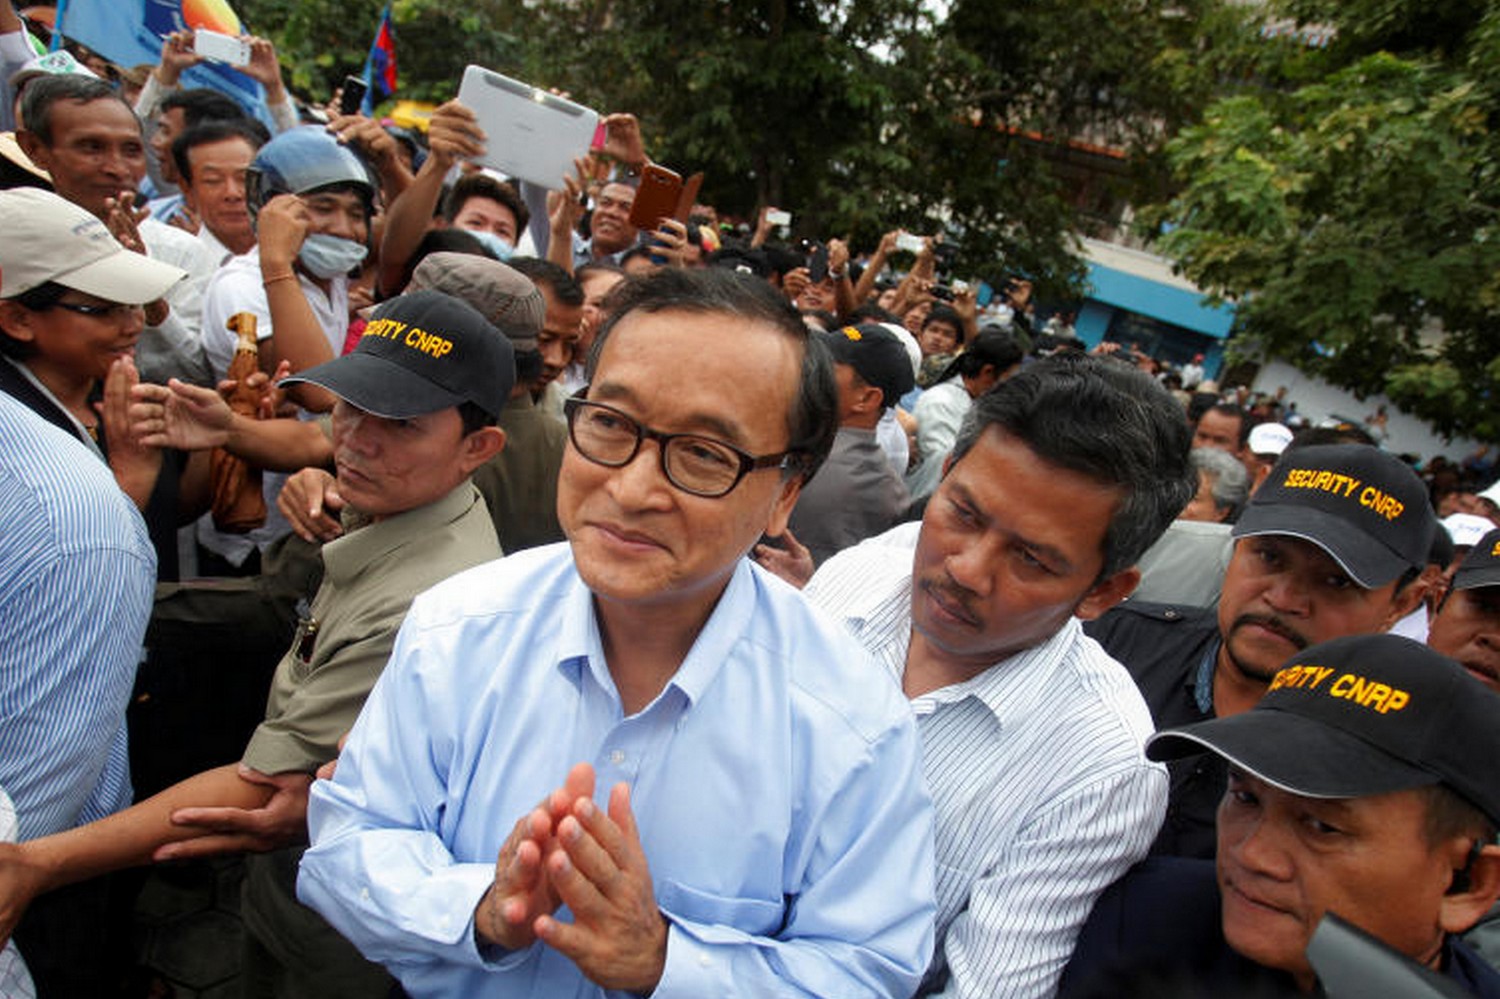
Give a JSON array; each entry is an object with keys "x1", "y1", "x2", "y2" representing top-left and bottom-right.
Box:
[{"x1": 1249, "y1": 359, "x2": 1488, "y2": 464}]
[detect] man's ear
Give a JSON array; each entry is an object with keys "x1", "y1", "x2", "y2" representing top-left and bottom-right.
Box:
[
  {"x1": 1440, "y1": 843, "x2": 1500, "y2": 935},
  {"x1": 1382, "y1": 572, "x2": 1431, "y2": 630},
  {"x1": 1075, "y1": 566, "x2": 1141, "y2": 621},
  {"x1": 15, "y1": 130, "x2": 50, "y2": 171},
  {"x1": 0, "y1": 300, "x2": 38, "y2": 345},
  {"x1": 850, "y1": 383, "x2": 883, "y2": 417},
  {"x1": 763, "y1": 473, "x2": 804, "y2": 539},
  {"x1": 459, "y1": 425, "x2": 506, "y2": 474}
]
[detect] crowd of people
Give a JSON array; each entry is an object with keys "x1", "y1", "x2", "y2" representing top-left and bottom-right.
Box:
[{"x1": 4, "y1": 9, "x2": 1500, "y2": 999}]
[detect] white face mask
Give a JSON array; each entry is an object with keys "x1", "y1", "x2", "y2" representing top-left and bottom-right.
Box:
[
  {"x1": 298, "y1": 233, "x2": 369, "y2": 279},
  {"x1": 466, "y1": 229, "x2": 515, "y2": 261}
]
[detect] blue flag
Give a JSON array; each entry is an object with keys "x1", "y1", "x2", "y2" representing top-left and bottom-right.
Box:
[
  {"x1": 359, "y1": 5, "x2": 397, "y2": 117},
  {"x1": 53, "y1": 0, "x2": 274, "y2": 127}
]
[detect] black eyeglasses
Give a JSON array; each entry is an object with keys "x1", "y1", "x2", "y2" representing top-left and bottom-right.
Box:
[
  {"x1": 564, "y1": 396, "x2": 802, "y2": 498},
  {"x1": 47, "y1": 301, "x2": 142, "y2": 320}
]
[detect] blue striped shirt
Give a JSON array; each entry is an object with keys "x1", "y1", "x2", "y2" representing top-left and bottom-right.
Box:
[{"x1": 0, "y1": 393, "x2": 155, "y2": 840}]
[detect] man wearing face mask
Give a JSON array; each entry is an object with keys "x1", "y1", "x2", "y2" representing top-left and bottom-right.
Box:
[
  {"x1": 201, "y1": 126, "x2": 377, "y2": 401},
  {"x1": 197, "y1": 126, "x2": 377, "y2": 572}
]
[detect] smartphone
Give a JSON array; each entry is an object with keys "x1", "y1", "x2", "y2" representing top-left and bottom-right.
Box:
[
  {"x1": 930, "y1": 284, "x2": 954, "y2": 302},
  {"x1": 807, "y1": 243, "x2": 829, "y2": 284},
  {"x1": 339, "y1": 75, "x2": 368, "y2": 116},
  {"x1": 628, "y1": 163, "x2": 683, "y2": 232},
  {"x1": 193, "y1": 29, "x2": 250, "y2": 66},
  {"x1": 766, "y1": 209, "x2": 791, "y2": 227},
  {"x1": 895, "y1": 232, "x2": 925, "y2": 254},
  {"x1": 590, "y1": 122, "x2": 608, "y2": 152}
]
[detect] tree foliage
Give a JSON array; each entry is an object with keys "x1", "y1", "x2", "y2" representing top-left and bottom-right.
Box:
[
  {"x1": 234, "y1": 0, "x2": 1251, "y2": 304},
  {"x1": 1148, "y1": 0, "x2": 1500, "y2": 440}
]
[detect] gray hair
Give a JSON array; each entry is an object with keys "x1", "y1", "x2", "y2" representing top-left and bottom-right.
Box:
[{"x1": 1191, "y1": 447, "x2": 1250, "y2": 522}]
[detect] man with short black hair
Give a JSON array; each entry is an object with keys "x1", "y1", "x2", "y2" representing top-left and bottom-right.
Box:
[
  {"x1": 807, "y1": 353, "x2": 1196, "y2": 998},
  {"x1": 768, "y1": 323, "x2": 913, "y2": 567},
  {"x1": 507, "y1": 255, "x2": 584, "y2": 405},
  {"x1": 905, "y1": 329, "x2": 1024, "y2": 500},
  {"x1": 18, "y1": 73, "x2": 216, "y2": 384},
  {"x1": 298, "y1": 268, "x2": 937, "y2": 998},
  {"x1": 1193, "y1": 402, "x2": 1249, "y2": 459},
  {"x1": 171, "y1": 118, "x2": 268, "y2": 259},
  {"x1": 1063, "y1": 633, "x2": 1500, "y2": 998},
  {"x1": 1088, "y1": 443, "x2": 1438, "y2": 858},
  {"x1": 147, "y1": 86, "x2": 248, "y2": 222},
  {"x1": 440, "y1": 172, "x2": 530, "y2": 258}
]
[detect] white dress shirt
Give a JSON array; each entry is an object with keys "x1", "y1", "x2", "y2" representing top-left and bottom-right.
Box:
[{"x1": 806, "y1": 522, "x2": 1168, "y2": 998}]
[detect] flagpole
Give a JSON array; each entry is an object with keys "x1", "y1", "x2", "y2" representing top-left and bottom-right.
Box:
[{"x1": 49, "y1": 0, "x2": 69, "y2": 51}]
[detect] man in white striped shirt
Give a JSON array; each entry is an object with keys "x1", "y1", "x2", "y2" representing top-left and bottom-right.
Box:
[{"x1": 806, "y1": 353, "x2": 1196, "y2": 998}]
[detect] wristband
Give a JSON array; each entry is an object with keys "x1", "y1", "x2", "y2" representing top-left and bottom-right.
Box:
[{"x1": 262, "y1": 272, "x2": 298, "y2": 288}]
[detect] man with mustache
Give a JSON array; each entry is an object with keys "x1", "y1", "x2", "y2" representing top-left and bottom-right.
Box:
[
  {"x1": 804, "y1": 353, "x2": 1196, "y2": 998},
  {"x1": 1086, "y1": 443, "x2": 1437, "y2": 859},
  {"x1": 1062, "y1": 634, "x2": 1500, "y2": 998}
]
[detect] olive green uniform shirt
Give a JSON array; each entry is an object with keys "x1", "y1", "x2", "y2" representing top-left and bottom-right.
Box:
[{"x1": 240, "y1": 482, "x2": 499, "y2": 775}]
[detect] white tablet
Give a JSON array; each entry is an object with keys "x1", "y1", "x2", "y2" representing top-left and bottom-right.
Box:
[{"x1": 456, "y1": 66, "x2": 599, "y2": 189}]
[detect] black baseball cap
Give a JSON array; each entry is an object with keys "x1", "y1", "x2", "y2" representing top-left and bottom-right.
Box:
[
  {"x1": 1148, "y1": 633, "x2": 1500, "y2": 827},
  {"x1": 1452, "y1": 528, "x2": 1500, "y2": 592},
  {"x1": 1232, "y1": 444, "x2": 1435, "y2": 588},
  {"x1": 819, "y1": 324, "x2": 915, "y2": 409},
  {"x1": 280, "y1": 289, "x2": 515, "y2": 419}
]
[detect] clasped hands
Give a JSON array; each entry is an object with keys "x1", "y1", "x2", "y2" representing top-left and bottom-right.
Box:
[{"x1": 476, "y1": 762, "x2": 667, "y2": 992}]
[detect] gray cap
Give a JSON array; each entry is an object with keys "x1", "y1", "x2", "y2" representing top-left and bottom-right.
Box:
[{"x1": 407, "y1": 252, "x2": 545, "y2": 352}]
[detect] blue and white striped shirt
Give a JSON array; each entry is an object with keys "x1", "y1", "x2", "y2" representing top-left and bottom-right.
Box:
[
  {"x1": 0, "y1": 393, "x2": 155, "y2": 840},
  {"x1": 807, "y1": 522, "x2": 1167, "y2": 999}
]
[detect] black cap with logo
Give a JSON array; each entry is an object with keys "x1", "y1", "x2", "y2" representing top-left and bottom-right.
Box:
[
  {"x1": 1148, "y1": 633, "x2": 1500, "y2": 827},
  {"x1": 819, "y1": 324, "x2": 915, "y2": 410},
  {"x1": 1232, "y1": 444, "x2": 1436, "y2": 588},
  {"x1": 281, "y1": 289, "x2": 515, "y2": 419}
]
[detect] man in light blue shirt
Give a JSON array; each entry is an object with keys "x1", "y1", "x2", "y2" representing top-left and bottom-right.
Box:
[{"x1": 298, "y1": 268, "x2": 937, "y2": 998}]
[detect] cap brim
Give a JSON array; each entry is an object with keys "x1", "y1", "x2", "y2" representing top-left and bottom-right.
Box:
[
  {"x1": 280, "y1": 353, "x2": 466, "y2": 418},
  {"x1": 1233, "y1": 504, "x2": 1410, "y2": 588},
  {"x1": 1146, "y1": 708, "x2": 1441, "y2": 800},
  {"x1": 1454, "y1": 566, "x2": 1500, "y2": 592},
  {"x1": 55, "y1": 248, "x2": 187, "y2": 305}
]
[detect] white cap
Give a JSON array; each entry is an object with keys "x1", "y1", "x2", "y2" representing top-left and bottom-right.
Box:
[
  {"x1": 1443, "y1": 513, "x2": 1497, "y2": 550},
  {"x1": 8, "y1": 49, "x2": 97, "y2": 92},
  {"x1": 1248, "y1": 421, "x2": 1294, "y2": 456},
  {"x1": 0, "y1": 188, "x2": 186, "y2": 304}
]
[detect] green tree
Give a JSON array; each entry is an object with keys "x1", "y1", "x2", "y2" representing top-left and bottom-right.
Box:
[{"x1": 1147, "y1": 0, "x2": 1500, "y2": 440}]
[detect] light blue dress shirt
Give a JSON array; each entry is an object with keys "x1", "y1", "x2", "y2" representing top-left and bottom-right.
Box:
[
  {"x1": 0, "y1": 392, "x2": 155, "y2": 841},
  {"x1": 299, "y1": 543, "x2": 936, "y2": 998}
]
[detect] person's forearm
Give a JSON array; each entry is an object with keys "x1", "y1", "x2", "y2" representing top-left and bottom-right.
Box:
[
  {"x1": 546, "y1": 217, "x2": 576, "y2": 275},
  {"x1": 851, "y1": 250, "x2": 887, "y2": 307},
  {"x1": 17, "y1": 765, "x2": 273, "y2": 895},
  {"x1": 377, "y1": 156, "x2": 446, "y2": 295},
  {"x1": 259, "y1": 261, "x2": 338, "y2": 411},
  {"x1": 0, "y1": 6, "x2": 21, "y2": 32},
  {"x1": 227, "y1": 414, "x2": 333, "y2": 471},
  {"x1": 833, "y1": 276, "x2": 856, "y2": 320}
]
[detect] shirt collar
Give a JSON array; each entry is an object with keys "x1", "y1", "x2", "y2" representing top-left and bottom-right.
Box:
[
  {"x1": 321, "y1": 482, "x2": 480, "y2": 585},
  {"x1": 554, "y1": 556, "x2": 758, "y2": 711},
  {"x1": 908, "y1": 617, "x2": 1084, "y2": 725}
]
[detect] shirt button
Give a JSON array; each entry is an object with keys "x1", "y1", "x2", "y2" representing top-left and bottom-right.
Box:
[
  {"x1": 609, "y1": 749, "x2": 626, "y2": 765},
  {"x1": 698, "y1": 954, "x2": 711, "y2": 968},
  {"x1": 360, "y1": 887, "x2": 371, "y2": 901}
]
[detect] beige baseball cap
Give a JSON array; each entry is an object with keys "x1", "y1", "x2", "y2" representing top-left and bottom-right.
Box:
[{"x1": 0, "y1": 188, "x2": 186, "y2": 303}]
